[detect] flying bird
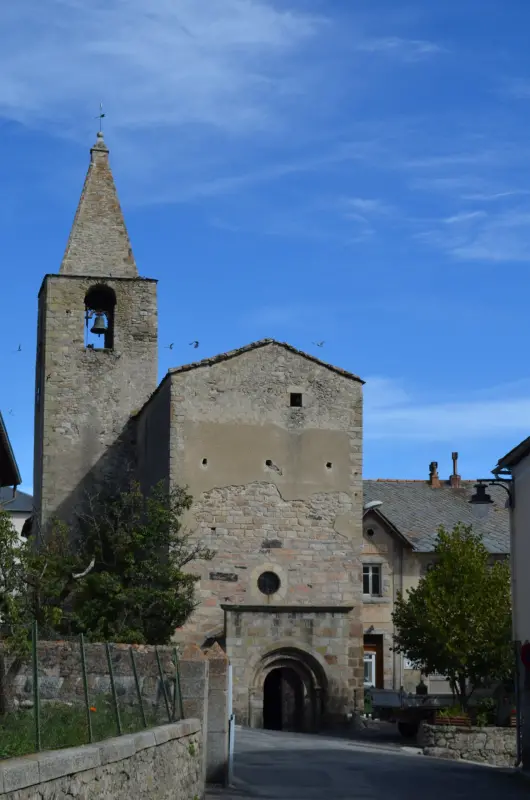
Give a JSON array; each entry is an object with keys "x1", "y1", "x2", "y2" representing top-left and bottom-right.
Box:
[
  {"x1": 165, "y1": 343, "x2": 174, "y2": 350},
  {"x1": 14, "y1": 344, "x2": 22, "y2": 353},
  {"x1": 313, "y1": 341, "x2": 325, "y2": 348},
  {"x1": 189, "y1": 341, "x2": 199, "y2": 349}
]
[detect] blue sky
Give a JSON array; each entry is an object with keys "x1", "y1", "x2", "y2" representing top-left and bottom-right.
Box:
[{"x1": 2, "y1": 0, "x2": 530, "y2": 493}]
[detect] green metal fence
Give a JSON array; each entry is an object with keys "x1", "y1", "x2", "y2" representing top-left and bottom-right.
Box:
[{"x1": 0, "y1": 624, "x2": 184, "y2": 759}]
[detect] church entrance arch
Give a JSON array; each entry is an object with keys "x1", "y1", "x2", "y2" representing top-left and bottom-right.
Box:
[{"x1": 250, "y1": 647, "x2": 327, "y2": 732}]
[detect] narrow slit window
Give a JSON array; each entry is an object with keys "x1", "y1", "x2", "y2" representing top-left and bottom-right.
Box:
[{"x1": 290, "y1": 393, "x2": 303, "y2": 408}]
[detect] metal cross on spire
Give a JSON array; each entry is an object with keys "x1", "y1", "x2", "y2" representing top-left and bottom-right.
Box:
[{"x1": 95, "y1": 102, "x2": 105, "y2": 133}]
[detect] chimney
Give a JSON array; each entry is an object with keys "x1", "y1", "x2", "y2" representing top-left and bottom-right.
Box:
[
  {"x1": 450, "y1": 451, "x2": 461, "y2": 488},
  {"x1": 428, "y1": 461, "x2": 441, "y2": 488}
]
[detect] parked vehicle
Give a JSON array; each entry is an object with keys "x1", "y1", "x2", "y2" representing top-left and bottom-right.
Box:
[{"x1": 365, "y1": 686, "x2": 509, "y2": 738}]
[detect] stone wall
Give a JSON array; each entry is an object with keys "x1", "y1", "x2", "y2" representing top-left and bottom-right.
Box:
[
  {"x1": 0, "y1": 719, "x2": 202, "y2": 799},
  {"x1": 419, "y1": 722, "x2": 516, "y2": 767},
  {"x1": 225, "y1": 606, "x2": 358, "y2": 727},
  {"x1": 4, "y1": 641, "x2": 179, "y2": 712},
  {"x1": 140, "y1": 342, "x2": 365, "y2": 715}
]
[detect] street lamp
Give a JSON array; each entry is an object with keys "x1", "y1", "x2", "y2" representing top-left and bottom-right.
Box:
[
  {"x1": 469, "y1": 479, "x2": 513, "y2": 509},
  {"x1": 469, "y1": 476, "x2": 520, "y2": 765}
]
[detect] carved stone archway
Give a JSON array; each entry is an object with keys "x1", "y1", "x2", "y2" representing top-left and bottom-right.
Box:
[{"x1": 249, "y1": 646, "x2": 328, "y2": 732}]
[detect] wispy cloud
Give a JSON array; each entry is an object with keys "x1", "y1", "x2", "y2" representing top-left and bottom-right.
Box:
[
  {"x1": 0, "y1": 0, "x2": 325, "y2": 136},
  {"x1": 462, "y1": 190, "x2": 530, "y2": 202},
  {"x1": 365, "y1": 376, "x2": 530, "y2": 441},
  {"x1": 444, "y1": 210, "x2": 487, "y2": 225},
  {"x1": 355, "y1": 37, "x2": 446, "y2": 61},
  {"x1": 345, "y1": 197, "x2": 394, "y2": 215}
]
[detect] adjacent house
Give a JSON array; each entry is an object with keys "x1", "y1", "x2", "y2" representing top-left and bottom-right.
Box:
[
  {"x1": 493, "y1": 437, "x2": 529, "y2": 768},
  {"x1": 362, "y1": 456, "x2": 509, "y2": 693},
  {"x1": 0, "y1": 487, "x2": 33, "y2": 535},
  {"x1": 0, "y1": 410, "x2": 21, "y2": 494}
]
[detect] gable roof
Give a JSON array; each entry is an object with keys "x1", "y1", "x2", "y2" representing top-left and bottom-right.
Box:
[
  {"x1": 0, "y1": 487, "x2": 33, "y2": 513},
  {"x1": 169, "y1": 339, "x2": 364, "y2": 384},
  {"x1": 0, "y1": 412, "x2": 21, "y2": 489},
  {"x1": 363, "y1": 479, "x2": 509, "y2": 554},
  {"x1": 495, "y1": 436, "x2": 530, "y2": 472}
]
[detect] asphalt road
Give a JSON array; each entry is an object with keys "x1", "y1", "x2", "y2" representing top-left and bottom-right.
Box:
[{"x1": 207, "y1": 727, "x2": 529, "y2": 799}]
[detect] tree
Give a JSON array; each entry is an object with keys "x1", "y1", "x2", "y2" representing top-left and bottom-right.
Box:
[
  {"x1": 392, "y1": 523, "x2": 512, "y2": 711},
  {"x1": 0, "y1": 508, "x2": 84, "y2": 711},
  {"x1": 70, "y1": 481, "x2": 214, "y2": 644}
]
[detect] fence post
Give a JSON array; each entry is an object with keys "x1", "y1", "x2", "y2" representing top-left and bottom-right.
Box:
[
  {"x1": 79, "y1": 634, "x2": 93, "y2": 744},
  {"x1": 105, "y1": 643, "x2": 122, "y2": 736},
  {"x1": 31, "y1": 622, "x2": 41, "y2": 752},
  {"x1": 130, "y1": 647, "x2": 147, "y2": 728},
  {"x1": 172, "y1": 648, "x2": 183, "y2": 721},
  {"x1": 155, "y1": 646, "x2": 171, "y2": 723}
]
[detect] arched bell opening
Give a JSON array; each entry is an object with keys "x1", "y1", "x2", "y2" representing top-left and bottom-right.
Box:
[{"x1": 84, "y1": 284, "x2": 116, "y2": 350}]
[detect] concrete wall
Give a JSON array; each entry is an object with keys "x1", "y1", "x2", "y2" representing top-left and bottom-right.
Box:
[
  {"x1": 0, "y1": 719, "x2": 202, "y2": 799},
  {"x1": 33, "y1": 274, "x2": 158, "y2": 530},
  {"x1": 419, "y1": 722, "x2": 516, "y2": 767}
]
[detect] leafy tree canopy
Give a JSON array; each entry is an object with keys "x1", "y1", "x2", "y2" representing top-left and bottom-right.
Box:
[
  {"x1": 392, "y1": 523, "x2": 512, "y2": 709},
  {"x1": 0, "y1": 481, "x2": 213, "y2": 651}
]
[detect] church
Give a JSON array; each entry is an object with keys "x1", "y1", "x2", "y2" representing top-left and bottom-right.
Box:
[{"x1": 31, "y1": 133, "x2": 509, "y2": 732}]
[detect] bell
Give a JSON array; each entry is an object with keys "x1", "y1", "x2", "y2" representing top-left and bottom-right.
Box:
[{"x1": 90, "y1": 313, "x2": 107, "y2": 336}]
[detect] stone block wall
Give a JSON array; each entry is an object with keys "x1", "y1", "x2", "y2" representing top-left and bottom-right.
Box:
[
  {"x1": 34, "y1": 274, "x2": 158, "y2": 531},
  {"x1": 225, "y1": 606, "x2": 360, "y2": 727},
  {"x1": 3, "y1": 641, "x2": 179, "y2": 713},
  {"x1": 419, "y1": 722, "x2": 516, "y2": 767},
  {"x1": 0, "y1": 719, "x2": 202, "y2": 799}
]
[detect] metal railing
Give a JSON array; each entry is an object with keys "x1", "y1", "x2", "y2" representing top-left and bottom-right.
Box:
[{"x1": 1, "y1": 623, "x2": 184, "y2": 758}]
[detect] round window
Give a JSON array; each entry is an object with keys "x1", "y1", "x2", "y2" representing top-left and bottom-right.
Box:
[{"x1": 257, "y1": 571, "x2": 280, "y2": 596}]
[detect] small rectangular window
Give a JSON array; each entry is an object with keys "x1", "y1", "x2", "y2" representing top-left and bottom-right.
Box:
[
  {"x1": 363, "y1": 564, "x2": 381, "y2": 596},
  {"x1": 290, "y1": 393, "x2": 303, "y2": 407}
]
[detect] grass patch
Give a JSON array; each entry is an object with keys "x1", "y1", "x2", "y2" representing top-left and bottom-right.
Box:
[{"x1": 0, "y1": 695, "x2": 163, "y2": 760}]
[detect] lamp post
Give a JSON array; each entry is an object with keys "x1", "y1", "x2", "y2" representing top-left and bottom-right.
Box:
[{"x1": 469, "y1": 478, "x2": 520, "y2": 766}]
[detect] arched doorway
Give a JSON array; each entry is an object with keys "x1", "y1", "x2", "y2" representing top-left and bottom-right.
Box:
[
  {"x1": 251, "y1": 646, "x2": 327, "y2": 733},
  {"x1": 263, "y1": 667, "x2": 305, "y2": 732}
]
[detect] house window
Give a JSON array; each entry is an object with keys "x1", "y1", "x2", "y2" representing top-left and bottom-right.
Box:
[
  {"x1": 363, "y1": 564, "x2": 381, "y2": 596},
  {"x1": 290, "y1": 393, "x2": 303, "y2": 408}
]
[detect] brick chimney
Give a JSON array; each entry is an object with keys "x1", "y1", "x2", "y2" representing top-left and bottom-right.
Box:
[
  {"x1": 450, "y1": 451, "x2": 461, "y2": 488},
  {"x1": 428, "y1": 461, "x2": 441, "y2": 488}
]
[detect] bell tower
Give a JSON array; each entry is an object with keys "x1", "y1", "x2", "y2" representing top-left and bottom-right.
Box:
[{"x1": 33, "y1": 131, "x2": 158, "y2": 533}]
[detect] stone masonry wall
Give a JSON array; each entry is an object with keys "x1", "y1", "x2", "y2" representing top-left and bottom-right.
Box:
[
  {"x1": 3, "y1": 642, "x2": 179, "y2": 713},
  {"x1": 163, "y1": 343, "x2": 362, "y2": 648},
  {"x1": 158, "y1": 342, "x2": 364, "y2": 711},
  {"x1": 225, "y1": 607, "x2": 357, "y2": 727},
  {"x1": 34, "y1": 274, "x2": 158, "y2": 530},
  {"x1": 419, "y1": 722, "x2": 516, "y2": 767},
  {"x1": 0, "y1": 719, "x2": 202, "y2": 799}
]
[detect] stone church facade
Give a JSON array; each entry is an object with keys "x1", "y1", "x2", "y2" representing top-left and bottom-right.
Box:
[
  {"x1": 31, "y1": 134, "x2": 511, "y2": 730},
  {"x1": 32, "y1": 134, "x2": 366, "y2": 730}
]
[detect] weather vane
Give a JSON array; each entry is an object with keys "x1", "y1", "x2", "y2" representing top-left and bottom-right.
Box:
[{"x1": 95, "y1": 102, "x2": 105, "y2": 133}]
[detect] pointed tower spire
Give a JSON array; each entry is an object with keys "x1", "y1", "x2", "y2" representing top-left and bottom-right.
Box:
[{"x1": 60, "y1": 132, "x2": 137, "y2": 278}]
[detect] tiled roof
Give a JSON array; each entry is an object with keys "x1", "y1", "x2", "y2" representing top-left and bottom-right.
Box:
[
  {"x1": 363, "y1": 480, "x2": 509, "y2": 554},
  {"x1": 0, "y1": 487, "x2": 33, "y2": 513},
  {"x1": 169, "y1": 339, "x2": 364, "y2": 384}
]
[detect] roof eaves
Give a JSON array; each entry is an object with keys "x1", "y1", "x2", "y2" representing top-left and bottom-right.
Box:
[
  {"x1": 366, "y1": 507, "x2": 415, "y2": 549},
  {"x1": 0, "y1": 412, "x2": 21, "y2": 488},
  {"x1": 495, "y1": 436, "x2": 530, "y2": 472},
  {"x1": 168, "y1": 339, "x2": 364, "y2": 384}
]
